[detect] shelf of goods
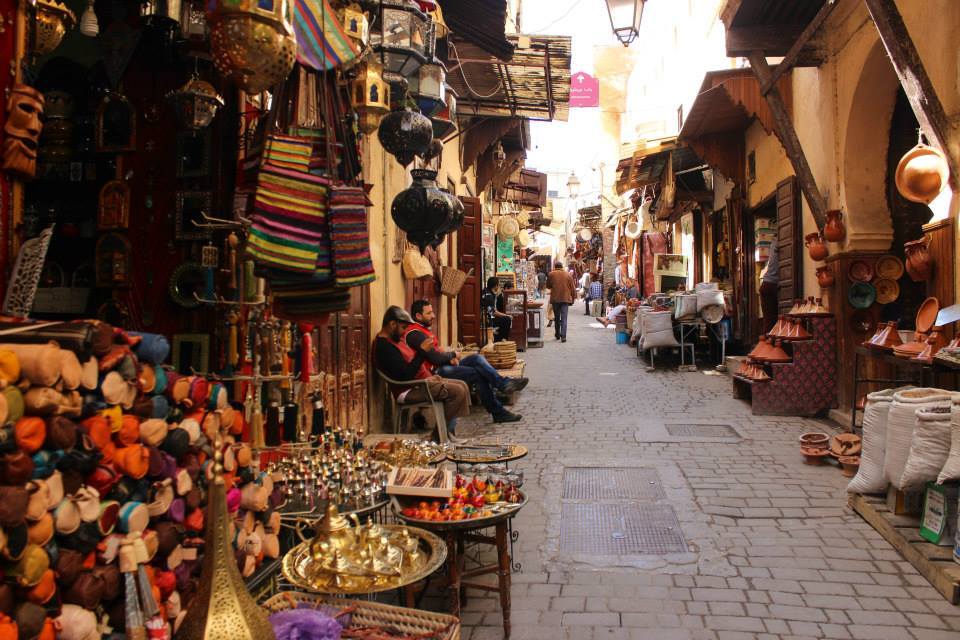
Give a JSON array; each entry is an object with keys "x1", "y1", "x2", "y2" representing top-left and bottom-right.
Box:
[{"x1": 733, "y1": 315, "x2": 839, "y2": 416}]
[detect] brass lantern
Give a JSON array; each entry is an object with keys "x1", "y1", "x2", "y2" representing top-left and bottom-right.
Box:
[
  {"x1": 351, "y1": 60, "x2": 391, "y2": 135},
  {"x1": 209, "y1": 0, "x2": 297, "y2": 94},
  {"x1": 168, "y1": 75, "x2": 224, "y2": 130},
  {"x1": 372, "y1": 0, "x2": 433, "y2": 82},
  {"x1": 32, "y1": 0, "x2": 76, "y2": 56},
  {"x1": 339, "y1": 2, "x2": 369, "y2": 48}
]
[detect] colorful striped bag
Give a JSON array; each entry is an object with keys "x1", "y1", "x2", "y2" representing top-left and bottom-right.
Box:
[
  {"x1": 293, "y1": 0, "x2": 359, "y2": 71},
  {"x1": 328, "y1": 185, "x2": 376, "y2": 287},
  {"x1": 247, "y1": 133, "x2": 333, "y2": 278}
]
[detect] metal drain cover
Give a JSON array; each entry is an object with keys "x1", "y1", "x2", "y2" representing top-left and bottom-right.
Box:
[
  {"x1": 562, "y1": 467, "x2": 665, "y2": 501},
  {"x1": 665, "y1": 423, "x2": 738, "y2": 438},
  {"x1": 560, "y1": 502, "x2": 689, "y2": 555}
]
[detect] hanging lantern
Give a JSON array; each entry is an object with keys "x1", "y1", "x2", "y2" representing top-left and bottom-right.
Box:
[
  {"x1": 429, "y1": 187, "x2": 464, "y2": 249},
  {"x1": 181, "y1": 0, "x2": 209, "y2": 40},
  {"x1": 391, "y1": 168, "x2": 459, "y2": 251},
  {"x1": 604, "y1": 0, "x2": 646, "y2": 47},
  {"x1": 140, "y1": 0, "x2": 181, "y2": 27},
  {"x1": 338, "y1": 2, "x2": 369, "y2": 47},
  {"x1": 351, "y1": 60, "x2": 391, "y2": 135},
  {"x1": 79, "y1": 0, "x2": 99, "y2": 36},
  {"x1": 377, "y1": 108, "x2": 433, "y2": 166},
  {"x1": 209, "y1": 0, "x2": 297, "y2": 94},
  {"x1": 167, "y1": 75, "x2": 224, "y2": 130},
  {"x1": 431, "y1": 86, "x2": 456, "y2": 139},
  {"x1": 409, "y1": 57, "x2": 445, "y2": 117},
  {"x1": 32, "y1": 0, "x2": 75, "y2": 56},
  {"x1": 372, "y1": 0, "x2": 433, "y2": 82}
]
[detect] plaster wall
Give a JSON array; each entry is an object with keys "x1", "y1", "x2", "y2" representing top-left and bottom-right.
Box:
[{"x1": 745, "y1": 121, "x2": 791, "y2": 209}]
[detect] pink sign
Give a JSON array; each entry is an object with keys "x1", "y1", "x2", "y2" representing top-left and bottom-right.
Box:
[{"x1": 570, "y1": 71, "x2": 599, "y2": 108}]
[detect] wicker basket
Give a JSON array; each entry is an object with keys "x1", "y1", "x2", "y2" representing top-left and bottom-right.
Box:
[
  {"x1": 262, "y1": 592, "x2": 461, "y2": 639},
  {"x1": 440, "y1": 266, "x2": 472, "y2": 297}
]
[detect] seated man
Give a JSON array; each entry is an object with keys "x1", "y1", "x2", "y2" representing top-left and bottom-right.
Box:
[
  {"x1": 406, "y1": 300, "x2": 525, "y2": 424},
  {"x1": 584, "y1": 272, "x2": 603, "y2": 315},
  {"x1": 481, "y1": 277, "x2": 512, "y2": 342},
  {"x1": 373, "y1": 306, "x2": 471, "y2": 435}
]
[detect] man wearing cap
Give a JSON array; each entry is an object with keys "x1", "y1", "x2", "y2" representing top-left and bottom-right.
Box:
[
  {"x1": 406, "y1": 300, "x2": 525, "y2": 424},
  {"x1": 373, "y1": 306, "x2": 471, "y2": 434},
  {"x1": 546, "y1": 261, "x2": 576, "y2": 343}
]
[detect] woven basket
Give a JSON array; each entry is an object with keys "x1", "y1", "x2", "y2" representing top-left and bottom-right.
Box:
[
  {"x1": 262, "y1": 592, "x2": 461, "y2": 639},
  {"x1": 440, "y1": 266, "x2": 472, "y2": 297}
]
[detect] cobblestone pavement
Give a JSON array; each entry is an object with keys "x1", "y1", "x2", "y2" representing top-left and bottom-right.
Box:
[{"x1": 449, "y1": 312, "x2": 960, "y2": 640}]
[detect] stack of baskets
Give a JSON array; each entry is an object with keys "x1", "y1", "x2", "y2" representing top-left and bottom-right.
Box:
[{"x1": 484, "y1": 340, "x2": 518, "y2": 369}]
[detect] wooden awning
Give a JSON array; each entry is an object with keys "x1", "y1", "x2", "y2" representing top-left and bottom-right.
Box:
[
  {"x1": 498, "y1": 168, "x2": 547, "y2": 207},
  {"x1": 437, "y1": 0, "x2": 514, "y2": 61},
  {"x1": 720, "y1": 0, "x2": 828, "y2": 62},
  {"x1": 447, "y1": 35, "x2": 572, "y2": 122},
  {"x1": 677, "y1": 68, "x2": 792, "y2": 184},
  {"x1": 615, "y1": 141, "x2": 705, "y2": 195}
]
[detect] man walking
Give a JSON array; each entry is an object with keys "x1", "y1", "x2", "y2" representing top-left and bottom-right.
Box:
[
  {"x1": 405, "y1": 300, "x2": 525, "y2": 424},
  {"x1": 546, "y1": 261, "x2": 576, "y2": 342},
  {"x1": 373, "y1": 306, "x2": 471, "y2": 435}
]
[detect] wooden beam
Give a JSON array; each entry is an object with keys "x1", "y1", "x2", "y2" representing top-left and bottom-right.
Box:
[
  {"x1": 676, "y1": 189, "x2": 715, "y2": 204},
  {"x1": 863, "y1": 0, "x2": 960, "y2": 190},
  {"x1": 747, "y1": 52, "x2": 828, "y2": 230},
  {"x1": 726, "y1": 24, "x2": 806, "y2": 57},
  {"x1": 761, "y1": 0, "x2": 837, "y2": 95}
]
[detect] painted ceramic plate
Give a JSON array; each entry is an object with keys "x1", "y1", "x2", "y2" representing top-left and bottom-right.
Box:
[
  {"x1": 874, "y1": 278, "x2": 900, "y2": 304},
  {"x1": 848, "y1": 282, "x2": 876, "y2": 309},
  {"x1": 875, "y1": 255, "x2": 904, "y2": 280},
  {"x1": 916, "y1": 296, "x2": 941, "y2": 334},
  {"x1": 848, "y1": 259, "x2": 875, "y2": 283}
]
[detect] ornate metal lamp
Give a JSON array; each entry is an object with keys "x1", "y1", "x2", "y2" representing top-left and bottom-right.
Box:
[
  {"x1": 409, "y1": 57, "x2": 445, "y2": 117},
  {"x1": 168, "y1": 75, "x2": 224, "y2": 130},
  {"x1": 430, "y1": 86, "x2": 456, "y2": 139},
  {"x1": 351, "y1": 60, "x2": 391, "y2": 135},
  {"x1": 372, "y1": 0, "x2": 433, "y2": 83},
  {"x1": 208, "y1": 0, "x2": 297, "y2": 94},
  {"x1": 339, "y1": 2, "x2": 369, "y2": 47},
  {"x1": 604, "y1": 0, "x2": 645, "y2": 46},
  {"x1": 32, "y1": 0, "x2": 76, "y2": 56}
]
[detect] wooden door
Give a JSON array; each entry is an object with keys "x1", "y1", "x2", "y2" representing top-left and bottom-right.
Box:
[
  {"x1": 457, "y1": 196, "x2": 482, "y2": 345},
  {"x1": 775, "y1": 176, "x2": 802, "y2": 314},
  {"x1": 334, "y1": 285, "x2": 370, "y2": 435},
  {"x1": 727, "y1": 191, "x2": 747, "y2": 342}
]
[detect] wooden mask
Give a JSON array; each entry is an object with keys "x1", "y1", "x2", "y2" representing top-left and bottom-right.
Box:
[{"x1": 2, "y1": 85, "x2": 45, "y2": 179}]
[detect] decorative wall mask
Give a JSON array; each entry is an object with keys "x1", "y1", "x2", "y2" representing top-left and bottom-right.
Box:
[
  {"x1": 98, "y1": 180, "x2": 131, "y2": 229},
  {"x1": 2, "y1": 85, "x2": 45, "y2": 179},
  {"x1": 96, "y1": 92, "x2": 136, "y2": 153}
]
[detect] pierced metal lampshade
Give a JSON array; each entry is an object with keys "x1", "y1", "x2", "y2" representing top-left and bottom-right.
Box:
[
  {"x1": 168, "y1": 75, "x2": 224, "y2": 130},
  {"x1": 209, "y1": 0, "x2": 297, "y2": 94}
]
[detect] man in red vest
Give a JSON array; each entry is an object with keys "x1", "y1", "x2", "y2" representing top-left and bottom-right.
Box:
[
  {"x1": 405, "y1": 300, "x2": 525, "y2": 424},
  {"x1": 373, "y1": 306, "x2": 470, "y2": 433}
]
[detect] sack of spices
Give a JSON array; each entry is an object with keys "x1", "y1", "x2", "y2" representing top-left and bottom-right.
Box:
[
  {"x1": 884, "y1": 388, "x2": 953, "y2": 489},
  {"x1": 900, "y1": 405, "x2": 952, "y2": 490},
  {"x1": 848, "y1": 387, "x2": 907, "y2": 494}
]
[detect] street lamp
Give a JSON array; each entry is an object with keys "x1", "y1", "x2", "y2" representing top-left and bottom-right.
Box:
[
  {"x1": 604, "y1": 0, "x2": 645, "y2": 47},
  {"x1": 566, "y1": 171, "x2": 580, "y2": 198}
]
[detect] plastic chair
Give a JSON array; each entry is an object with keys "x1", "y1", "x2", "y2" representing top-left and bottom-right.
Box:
[{"x1": 375, "y1": 370, "x2": 452, "y2": 444}]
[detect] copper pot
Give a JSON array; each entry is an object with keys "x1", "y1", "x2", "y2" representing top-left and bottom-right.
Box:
[
  {"x1": 805, "y1": 232, "x2": 828, "y2": 261},
  {"x1": 823, "y1": 210, "x2": 845, "y2": 242},
  {"x1": 816, "y1": 266, "x2": 834, "y2": 288},
  {"x1": 904, "y1": 237, "x2": 932, "y2": 282}
]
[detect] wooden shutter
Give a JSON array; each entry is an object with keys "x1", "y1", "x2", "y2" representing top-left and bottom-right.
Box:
[
  {"x1": 457, "y1": 196, "x2": 482, "y2": 345},
  {"x1": 776, "y1": 176, "x2": 802, "y2": 314}
]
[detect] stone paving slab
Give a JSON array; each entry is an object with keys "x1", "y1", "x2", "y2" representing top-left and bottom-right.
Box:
[{"x1": 438, "y1": 314, "x2": 960, "y2": 639}]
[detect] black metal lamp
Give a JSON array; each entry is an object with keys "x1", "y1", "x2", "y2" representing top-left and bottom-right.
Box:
[
  {"x1": 604, "y1": 0, "x2": 645, "y2": 46},
  {"x1": 372, "y1": 0, "x2": 434, "y2": 83}
]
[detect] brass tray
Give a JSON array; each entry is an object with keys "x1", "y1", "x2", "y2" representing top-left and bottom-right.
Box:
[
  {"x1": 391, "y1": 491, "x2": 528, "y2": 531},
  {"x1": 281, "y1": 524, "x2": 446, "y2": 595},
  {"x1": 446, "y1": 443, "x2": 528, "y2": 465}
]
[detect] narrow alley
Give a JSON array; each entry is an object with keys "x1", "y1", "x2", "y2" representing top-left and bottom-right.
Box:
[{"x1": 455, "y1": 315, "x2": 960, "y2": 640}]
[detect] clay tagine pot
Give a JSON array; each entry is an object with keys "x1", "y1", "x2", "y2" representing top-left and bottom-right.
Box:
[
  {"x1": 823, "y1": 210, "x2": 846, "y2": 242},
  {"x1": 783, "y1": 319, "x2": 811, "y2": 341},
  {"x1": 864, "y1": 322, "x2": 890, "y2": 348},
  {"x1": 904, "y1": 237, "x2": 932, "y2": 282},
  {"x1": 801, "y1": 446, "x2": 830, "y2": 466},
  {"x1": 799, "y1": 432, "x2": 830, "y2": 450},
  {"x1": 765, "y1": 340, "x2": 791, "y2": 364},
  {"x1": 839, "y1": 455, "x2": 861, "y2": 478},
  {"x1": 831, "y1": 433, "x2": 862, "y2": 458},
  {"x1": 805, "y1": 232, "x2": 829, "y2": 261},
  {"x1": 816, "y1": 266, "x2": 835, "y2": 288},
  {"x1": 870, "y1": 321, "x2": 902, "y2": 351},
  {"x1": 768, "y1": 316, "x2": 787, "y2": 338},
  {"x1": 912, "y1": 330, "x2": 948, "y2": 364}
]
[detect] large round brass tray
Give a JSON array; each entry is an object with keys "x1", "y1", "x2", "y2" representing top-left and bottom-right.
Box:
[
  {"x1": 281, "y1": 524, "x2": 446, "y2": 595},
  {"x1": 392, "y1": 491, "x2": 528, "y2": 531}
]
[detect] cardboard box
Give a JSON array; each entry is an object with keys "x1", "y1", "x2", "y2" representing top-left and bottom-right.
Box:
[
  {"x1": 921, "y1": 482, "x2": 959, "y2": 545},
  {"x1": 386, "y1": 467, "x2": 453, "y2": 499}
]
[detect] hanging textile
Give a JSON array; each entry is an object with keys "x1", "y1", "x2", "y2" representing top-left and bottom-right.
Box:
[
  {"x1": 328, "y1": 185, "x2": 376, "y2": 287},
  {"x1": 293, "y1": 0, "x2": 359, "y2": 71}
]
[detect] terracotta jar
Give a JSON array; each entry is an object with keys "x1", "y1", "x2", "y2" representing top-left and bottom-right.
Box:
[
  {"x1": 805, "y1": 232, "x2": 828, "y2": 261},
  {"x1": 904, "y1": 237, "x2": 932, "y2": 282},
  {"x1": 823, "y1": 210, "x2": 846, "y2": 242},
  {"x1": 816, "y1": 266, "x2": 834, "y2": 288}
]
